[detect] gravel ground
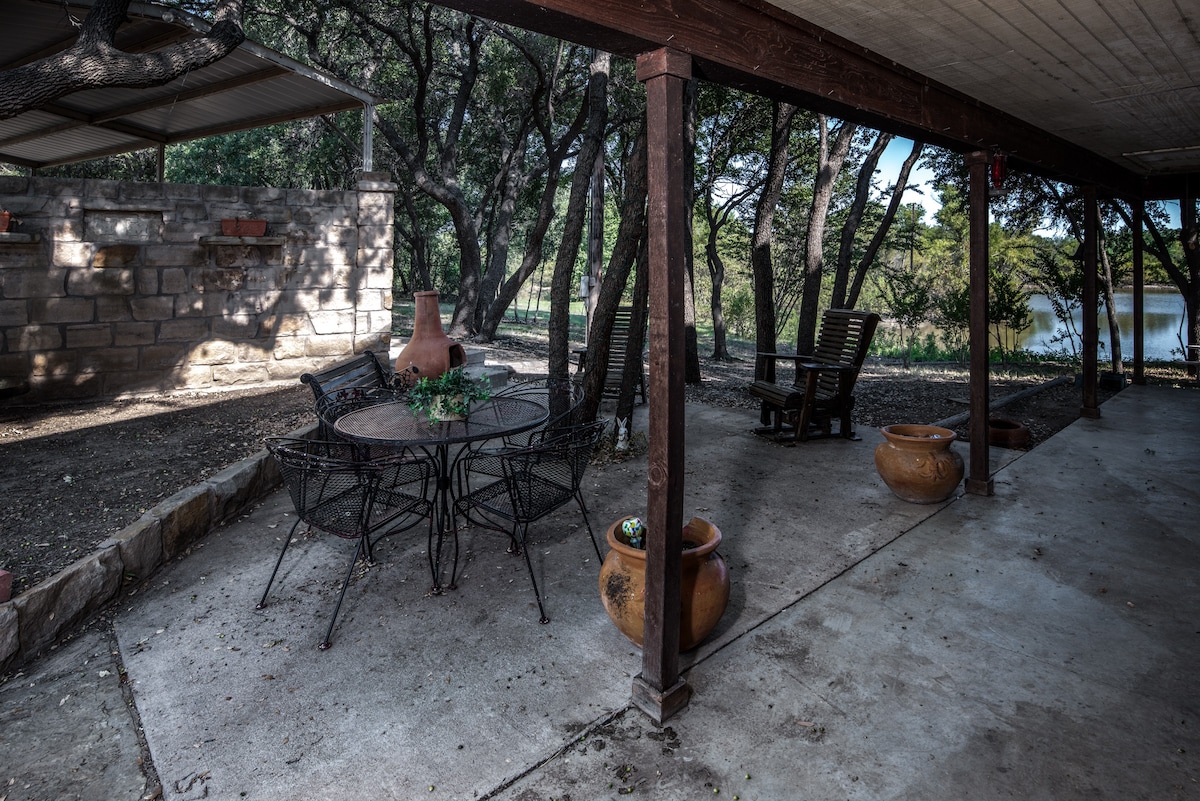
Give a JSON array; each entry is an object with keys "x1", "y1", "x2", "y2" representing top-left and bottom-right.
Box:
[{"x1": 3, "y1": 330, "x2": 1188, "y2": 599}]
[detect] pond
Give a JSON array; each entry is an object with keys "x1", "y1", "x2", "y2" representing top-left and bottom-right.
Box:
[{"x1": 1016, "y1": 286, "x2": 1188, "y2": 361}]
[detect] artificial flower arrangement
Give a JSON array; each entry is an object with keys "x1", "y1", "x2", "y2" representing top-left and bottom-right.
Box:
[{"x1": 406, "y1": 365, "x2": 491, "y2": 423}]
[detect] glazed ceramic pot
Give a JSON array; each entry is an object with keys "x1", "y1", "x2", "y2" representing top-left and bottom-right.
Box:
[
  {"x1": 599, "y1": 516, "x2": 730, "y2": 652},
  {"x1": 395, "y1": 291, "x2": 466, "y2": 381},
  {"x1": 874, "y1": 424, "x2": 964, "y2": 504}
]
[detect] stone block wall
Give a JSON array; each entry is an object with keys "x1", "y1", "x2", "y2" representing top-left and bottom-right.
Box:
[{"x1": 0, "y1": 172, "x2": 396, "y2": 403}]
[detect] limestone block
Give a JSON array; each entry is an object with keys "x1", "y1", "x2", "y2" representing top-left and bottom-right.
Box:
[
  {"x1": 212, "y1": 246, "x2": 264, "y2": 270},
  {"x1": 112, "y1": 321, "x2": 155, "y2": 346},
  {"x1": 144, "y1": 243, "x2": 205, "y2": 268},
  {"x1": 160, "y1": 267, "x2": 188, "y2": 294},
  {"x1": 163, "y1": 184, "x2": 203, "y2": 202},
  {"x1": 136, "y1": 267, "x2": 158, "y2": 294},
  {"x1": 354, "y1": 289, "x2": 387, "y2": 312},
  {"x1": 0, "y1": 604, "x2": 17, "y2": 669},
  {"x1": 293, "y1": 288, "x2": 355, "y2": 312},
  {"x1": 284, "y1": 187, "x2": 322, "y2": 208},
  {"x1": 140, "y1": 343, "x2": 189, "y2": 371},
  {"x1": 155, "y1": 484, "x2": 213, "y2": 561},
  {"x1": 93, "y1": 244, "x2": 141, "y2": 268},
  {"x1": 172, "y1": 201, "x2": 209, "y2": 221},
  {"x1": 103, "y1": 370, "x2": 170, "y2": 396},
  {"x1": 205, "y1": 452, "x2": 273, "y2": 524},
  {"x1": 5, "y1": 267, "x2": 68, "y2": 298},
  {"x1": 12, "y1": 547, "x2": 122, "y2": 659},
  {"x1": 78, "y1": 348, "x2": 139, "y2": 374},
  {"x1": 212, "y1": 363, "x2": 270, "y2": 385},
  {"x1": 9, "y1": 325, "x2": 63, "y2": 351},
  {"x1": 0, "y1": 175, "x2": 30, "y2": 194},
  {"x1": 201, "y1": 184, "x2": 239, "y2": 202},
  {"x1": 305, "y1": 333, "x2": 355, "y2": 357},
  {"x1": 271, "y1": 337, "x2": 305, "y2": 360},
  {"x1": 235, "y1": 342, "x2": 271, "y2": 363},
  {"x1": 357, "y1": 224, "x2": 392, "y2": 250},
  {"x1": 118, "y1": 182, "x2": 166, "y2": 202},
  {"x1": 102, "y1": 514, "x2": 163, "y2": 586},
  {"x1": 85, "y1": 211, "x2": 161, "y2": 242},
  {"x1": 31, "y1": 350, "x2": 76, "y2": 377},
  {"x1": 242, "y1": 186, "x2": 287, "y2": 204},
  {"x1": 315, "y1": 225, "x2": 358, "y2": 249},
  {"x1": 33, "y1": 297, "x2": 95, "y2": 324},
  {"x1": 295, "y1": 245, "x2": 353, "y2": 271},
  {"x1": 356, "y1": 331, "x2": 390, "y2": 355},
  {"x1": 190, "y1": 340, "x2": 237, "y2": 365},
  {"x1": 96, "y1": 296, "x2": 132, "y2": 322},
  {"x1": 259, "y1": 313, "x2": 312, "y2": 337},
  {"x1": 131, "y1": 295, "x2": 174, "y2": 321},
  {"x1": 211, "y1": 314, "x2": 258, "y2": 338},
  {"x1": 173, "y1": 294, "x2": 205, "y2": 318},
  {"x1": 30, "y1": 372, "x2": 101, "y2": 400},
  {"x1": 65, "y1": 324, "x2": 114, "y2": 349},
  {"x1": 67, "y1": 267, "x2": 135, "y2": 296},
  {"x1": 361, "y1": 264, "x2": 395, "y2": 289},
  {"x1": 158, "y1": 317, "x2": 210, "y2": 342},
  {"x1": 243, "y1": 266, "x2": 287, "y2": 291},
  {"x1": 309, "y1": 310, "x2": 355, "y2": 335},
  {"x1": 0, "y1": 352, "x2": 30, "y2": 377},
  {"x1": 52, "y1": 241, "x2": 95, "y2": 268},
  {"x1": 0, "y1": 300, "x2": 29, "y2": 327},
  {"x1": 358, "y1": 309, "x2": 392, "y2": 336}
]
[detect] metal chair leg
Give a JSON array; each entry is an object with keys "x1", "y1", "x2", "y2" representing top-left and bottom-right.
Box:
[
  {"x1": 319, "y1": 534, "x2": 369, "y2": 650},
  {"x1": 515, "y1": 522, "x2": 549, "y2": 624},
  {"x1": 576, "y1": 490, "x2": 601, "y2": 560},
  {"x1": 257, "y1": 518, "x2": 301, "y2": 610}
]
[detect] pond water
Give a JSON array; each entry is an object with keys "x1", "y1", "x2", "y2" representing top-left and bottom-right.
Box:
[{"x1": 1016, "y1": 286, "x2": 1187, "y2": 361}]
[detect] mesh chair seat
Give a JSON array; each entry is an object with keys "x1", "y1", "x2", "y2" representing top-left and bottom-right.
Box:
[
  {"x1": 453, "y1": 420, "x2": 606, "y2": 623},
  {"x1": 260, "y1": 437, "x2": 433, "y2": 650}
]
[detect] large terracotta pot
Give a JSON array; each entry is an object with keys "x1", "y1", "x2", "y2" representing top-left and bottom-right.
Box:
[
  {"x1": 599, "y1": 516, "x2": 730, "y2": 652},
  {"x1": 395, "y1": 291, "x2": 466, "y2": 380},
  {"x1": 874, "y1": 424, "x2": 964, "y2": 504}
]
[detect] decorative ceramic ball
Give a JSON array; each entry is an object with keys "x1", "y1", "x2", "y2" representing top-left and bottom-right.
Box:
[{"x1": 621, "y1": 517, "x2": 647, "y2": 548}]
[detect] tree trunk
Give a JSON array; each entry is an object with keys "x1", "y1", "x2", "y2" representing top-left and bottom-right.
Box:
[
  {"x1": 707, "y1": 228, "x2": 729, "y2": 359},
  {"x1": 579, "y1": 124, "x2": 648, "y2": 424},
  {"x1": 1096, "y1": 211, "x2": 1123, "y2": 374},
  {"x1": 681, "y1": 78, "x2": 702, "y2": 383},
  {"x1": 751, "y1": 101, "x2": 797, "y2": 380},
  {"x1": 0, "y1": 0, "x2": 245, "y2": 121},
  {"x1": 847, "y1": 140, "x2": 924, "y2": 308},
  {"x1": 617, "y1": 239, "x2": 651, "y2": 426},
  {"x1": 831, "y1": 132, "x2": 891, "y2": 308},
  {"x1": 547, "y1": 50, "x2": 611, "y2": 380},
  {"x1": 796, "y1": 116, "x2": 857, "y2": 355}
]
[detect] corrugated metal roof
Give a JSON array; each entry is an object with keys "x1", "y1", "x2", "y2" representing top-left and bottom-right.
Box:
[{"x1": 0, "y1": 0, "x2": 379, "y2": 169}]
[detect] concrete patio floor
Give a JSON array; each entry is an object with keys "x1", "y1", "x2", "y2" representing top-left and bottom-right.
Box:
[{"x1": 2, "y1": 383, "x2": 1196, "y2": 800}]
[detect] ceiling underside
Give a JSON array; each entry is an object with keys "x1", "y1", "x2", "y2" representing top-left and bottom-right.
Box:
[
  {"x1": 436, "y1": 0, "x2": 1199, "y2": 199},
  {"x1": 0, "y1": 1, "x2": 377, "y2": 170}
]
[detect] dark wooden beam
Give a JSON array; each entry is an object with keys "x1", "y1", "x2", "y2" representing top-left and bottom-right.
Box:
[
  {"x1": 965, "y1": 151, "x2": 993, "y2": 497},
  {"x1": 434, "y1": 0, "x2": 1145, "y2": 198},
  {"x1": 631, "y1": 46, "x2": 691, "y2": 725}
]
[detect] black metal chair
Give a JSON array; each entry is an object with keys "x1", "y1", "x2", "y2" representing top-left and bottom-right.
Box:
[
  {"x1": 314, "y1": 385, "x2": 409, "y2": 442},
  {"x1": 452, "y1": 419, "x2": 606, "y2": 623},
  {"x1": 464, "y1": 377, "x2": 585, "y2": 480},
  {"x1": 260, "y1": 437, "x2": 434, "y2": 650}
]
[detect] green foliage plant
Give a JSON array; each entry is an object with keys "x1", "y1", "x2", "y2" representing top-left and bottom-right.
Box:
[{"x1": 407, "y1": 366, "x2": 492, "y2": 423}]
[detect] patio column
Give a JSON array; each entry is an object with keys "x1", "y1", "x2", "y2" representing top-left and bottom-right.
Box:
[
  {"x1": 1133, "y1": 200, "x2": 1146, "y2": 385},
  {"x1": 965, "y1": 151, "x2": 993, "y2": 496},
  {"x1": 633, "y1": 47, "x2": 691, "y2": 723},
  {"x1": 1081, "y1": 186, "x2": 1101, "y2": 418}
]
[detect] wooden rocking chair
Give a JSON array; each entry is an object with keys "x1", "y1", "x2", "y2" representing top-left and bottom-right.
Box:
[{"x1": 749, "y1": 309, "x2": 880, "y2": 443}]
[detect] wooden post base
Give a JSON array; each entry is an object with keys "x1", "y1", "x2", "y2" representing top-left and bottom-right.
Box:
[{"x1": 631, "y1": 674, "x2": 691, "y2": 725}]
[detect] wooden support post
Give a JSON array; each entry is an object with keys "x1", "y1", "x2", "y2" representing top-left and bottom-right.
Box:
[
  {"x1": 1081, "y1": 186, "x2": 1101, "y2": 418},
  {"x1": 632, "y1": 47, "x2": 692, "y2": 724},
  {"x1": 1132, "y1": 200, "x2": 1146, "y2": 385},
  {"x1": 964, "y1": 152, "x2": 993, "y2": 496}
]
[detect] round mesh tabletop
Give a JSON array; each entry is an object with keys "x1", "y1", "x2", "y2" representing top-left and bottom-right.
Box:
[{"x1": 333, "y1": 396, "x2": 548, "y2": 447}]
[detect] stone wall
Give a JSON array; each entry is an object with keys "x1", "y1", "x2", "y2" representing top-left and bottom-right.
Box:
[{"x1": 0, "y1": 172, "x2": 395, "y2": 403}]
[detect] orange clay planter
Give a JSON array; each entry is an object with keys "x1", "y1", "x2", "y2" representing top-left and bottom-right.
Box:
[
  {"x1": 874, "y1": 424, "x2": 964, "y2": 504},
  {"x1": 599, "y1": 516, "x2": 730, "y2": 652}
]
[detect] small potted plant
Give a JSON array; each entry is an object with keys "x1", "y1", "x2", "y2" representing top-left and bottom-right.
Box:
[
  {"x1": 0, "y1": 208, "x2": 19, "y2": 233},
  {"x1": 407, "y1": 365, "x2": 491, "y2": 423}
]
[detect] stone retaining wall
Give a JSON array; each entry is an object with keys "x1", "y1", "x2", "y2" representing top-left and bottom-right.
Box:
[
  {"x1": 0, "y1": 173, "x2": 396, "y2": 403},
  {"x1": 0, "y1": 421, "x2": 315, "y2": 672}
]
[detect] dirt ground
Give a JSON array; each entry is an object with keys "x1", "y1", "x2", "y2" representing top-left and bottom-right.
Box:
[{"x1": 3, "y1": 332, "x2": 1187, "y2": 599}]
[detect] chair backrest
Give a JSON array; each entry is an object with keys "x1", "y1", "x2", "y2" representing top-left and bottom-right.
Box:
[
  {"x1": 315, "y1": 385, "x2": 406, "y2": 440},
  {"x1": 602, "y1": 307, "x2": 645, "y2": 400},
  {"x1": 503, "y1": 420, "x2": 606, "y2": 520},
  {"x1": 806, "y1": 309, "x2": 880, "y2": 398},
  {"x1": 300, "y1": 351, "x2": 393, "y2": 401},
  {"x1": 495, "y1": 377, "x2": 585, "y2": 446},
  {"x1": 266, "y1": 437, "x2": 376, "y2": 539}
]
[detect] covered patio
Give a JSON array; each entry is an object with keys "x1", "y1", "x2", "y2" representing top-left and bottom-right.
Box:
[
  {"x1": 430, "y1": 0, "x2": 1200, "y2": 720},
  {"x1": 3, "y1": 383, "x2": 1196, "y2": 798}
]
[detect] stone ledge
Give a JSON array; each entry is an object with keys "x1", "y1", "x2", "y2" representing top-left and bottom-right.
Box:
[{"x1": 0, "y1": 421, "x2": 317, "y2": 673}]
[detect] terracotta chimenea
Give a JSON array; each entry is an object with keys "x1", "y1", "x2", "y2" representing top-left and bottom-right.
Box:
[{"x1": 395, "y1": 291, "x2": 466, "y2": 380}]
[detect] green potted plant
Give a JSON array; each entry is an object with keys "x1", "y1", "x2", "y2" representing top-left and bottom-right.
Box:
[{"x1": 407, "y1": 365, "x2": 491, "y2": 423}]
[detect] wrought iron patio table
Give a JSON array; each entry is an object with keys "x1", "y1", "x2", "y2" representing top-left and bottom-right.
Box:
[{"x1": 332, "y1": 396, "x2": 549, "y2": 592}]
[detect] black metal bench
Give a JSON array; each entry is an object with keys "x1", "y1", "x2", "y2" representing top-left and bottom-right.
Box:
[{"x1": 300, "y1": 350, "x2": 394, "y2": 401}]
